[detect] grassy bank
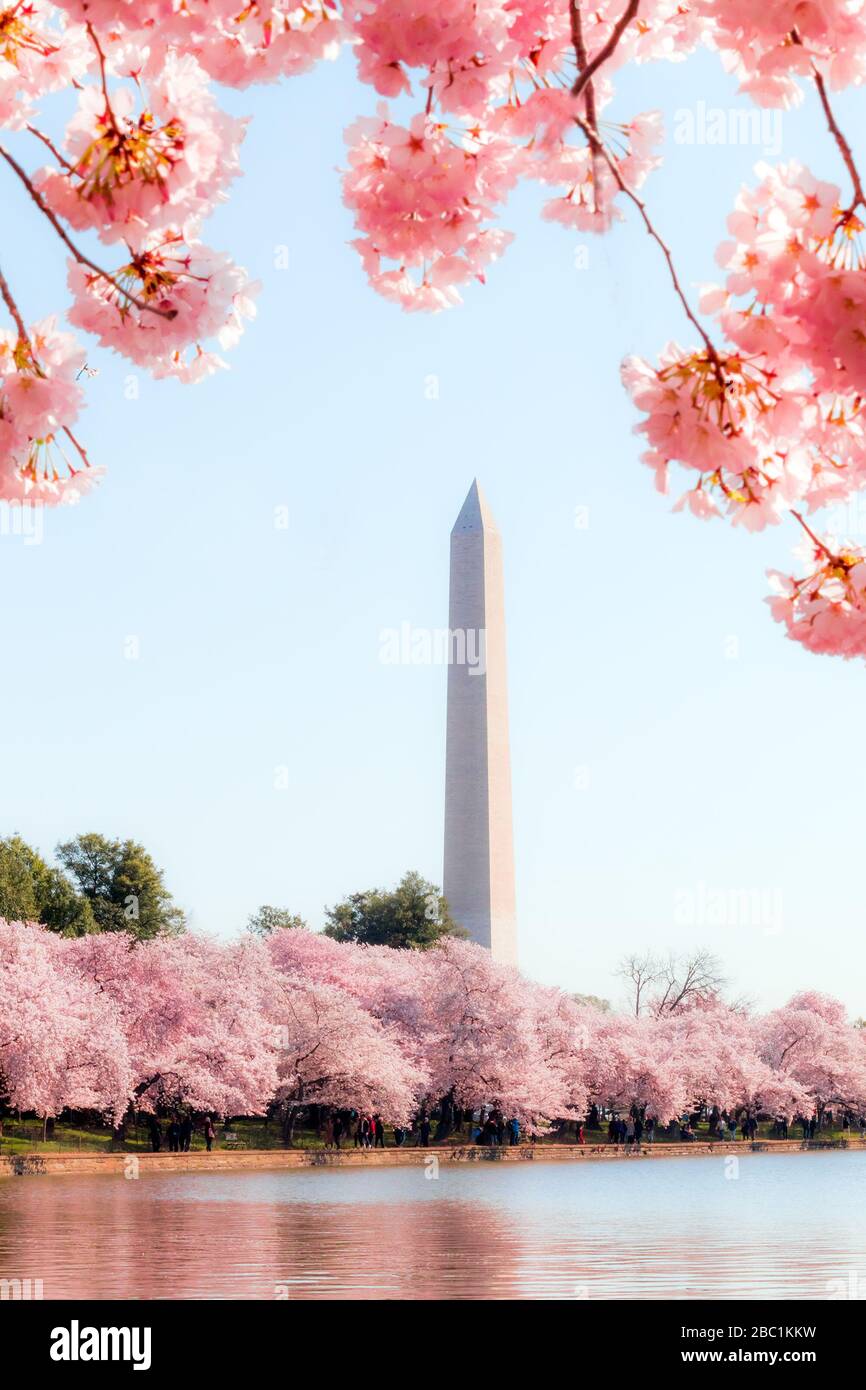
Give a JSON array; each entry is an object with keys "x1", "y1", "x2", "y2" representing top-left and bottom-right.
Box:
[{"x1": 0, "y1": 1114, "x2": 860, "y2": 1156}]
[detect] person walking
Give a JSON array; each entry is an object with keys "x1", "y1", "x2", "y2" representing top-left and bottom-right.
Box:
[
  {"x1": 372, "y1": 1113, "x2": 385, "y2": 1148},
  {"x1": 167, "y1": 1117, "x2": 180, "y2": 1153},
  {"x1": 333, "y1": 1113, "x2": 344, "y2": 1149},
  {"x1": 204, "y1": 1116, "x2": 215, "y2": 1153},
  {"x1": 179, "y1": 1115, "x2": 193, "y2": 1152},
  {"x1": 148, "y1": 1116, "x2": 162, "y2": 1153},
  {"x1": 419, "y1": 1115, "x2": 431, "y2": 1147}
]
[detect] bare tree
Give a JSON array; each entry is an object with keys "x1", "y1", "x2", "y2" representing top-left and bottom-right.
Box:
[
  {"x1": 616, "y1": 951, "x2": 662, "y2": 1018},
  {"x1": 616, "y1": 948, "x2": 727, "y2": 1017},
  {"x1": 649, "y1": 948, "x2": 727, "y2": 1017}
]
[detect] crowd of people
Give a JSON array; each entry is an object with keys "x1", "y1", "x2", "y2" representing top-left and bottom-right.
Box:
[
  {"x1": 137, "y1": 1101, "x2": 866, "y2": 1155},
  {"x1": 147, "y1": 1114, "x2": 216, "y2": 1153}
]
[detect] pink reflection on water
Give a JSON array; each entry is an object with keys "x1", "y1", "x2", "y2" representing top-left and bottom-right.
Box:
[{"x1": 0, "y1": 1156, "x2": 863, "y2": 1300}]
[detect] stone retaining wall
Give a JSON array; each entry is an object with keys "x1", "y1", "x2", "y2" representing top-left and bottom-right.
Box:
[{"x1": 1, "y1": 1137, "x2": 863, "y2": 1179}]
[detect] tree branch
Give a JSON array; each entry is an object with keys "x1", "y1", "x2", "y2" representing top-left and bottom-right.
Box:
[
  {"x1": 0, "y1": 263, "x2": 29, "y2": 343},
  {"x1": 569, "y1": 0, "x2": 601, "y2": 209},
  {"x1": 571, "y1": 0, "x2": 640, "y2": 100},
  {"x1": 811, "y1": 67, "x2": 865, "y2": 214},
  {"x1": 791, "y1": 509, "x2": 837, "y2": 561},
  {"x1": 27, "y1": 124, "x2": 74, "y2": 173},
  {"x1": 573, "y1": 114, "x2": 722, "y2": 370},
  {"x1": 0, "y1": 143, "x2": 176, "y2": 321}
]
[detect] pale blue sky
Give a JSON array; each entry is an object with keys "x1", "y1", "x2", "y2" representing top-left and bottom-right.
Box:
[{"x1": 2, "y1": 47, "x2": 863, "y2": 1012}]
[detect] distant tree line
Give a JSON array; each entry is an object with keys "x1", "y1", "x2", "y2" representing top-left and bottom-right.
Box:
[
  {"x1": 0, "y1": 832, "x2": 185, "y2": 940},
  {"x1": 2, "y1": 842, "x2": 461, "y2": 952},
  {"x1": 246, "y1": 870, "x2": 464, "y2": 951}
]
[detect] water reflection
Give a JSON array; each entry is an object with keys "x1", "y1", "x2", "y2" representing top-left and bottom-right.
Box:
[{"x1": 0, "y1": 1152, "x2": 863, "y2": 1300}]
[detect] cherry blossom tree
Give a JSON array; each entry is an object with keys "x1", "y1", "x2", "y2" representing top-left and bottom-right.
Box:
[
  {"x1": 0, "y1": 918, "x2": 131, "y2": 1120},
  {"x1": 4, "y1": 917, "x2": 866, "y2": 1133},
  {"x1": 757, "y1": 990, "x2": 866, "y2": 1121},
  {"x1": 264, "y1": 969, "x2": 426, "y2": 1138},
  {"x1": 64, "y1": 930, "x2": 278, "y2": 1116}
]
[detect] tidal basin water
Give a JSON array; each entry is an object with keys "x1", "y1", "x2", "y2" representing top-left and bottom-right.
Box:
[{"x1": 1, "y1": 1152, "x2": 864, "y2": 1300}]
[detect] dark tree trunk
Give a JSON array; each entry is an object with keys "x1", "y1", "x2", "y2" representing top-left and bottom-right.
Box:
[{"x1": 282, "y1": 1105, "x2": 301, "y2": 1147}]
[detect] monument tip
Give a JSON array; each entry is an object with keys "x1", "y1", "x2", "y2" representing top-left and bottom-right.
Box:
[{"x1": 452, "y1": 478, "x2": 498, "y2": 536}]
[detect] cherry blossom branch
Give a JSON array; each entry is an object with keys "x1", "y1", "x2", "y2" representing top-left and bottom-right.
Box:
[
  {"x1": 0, "y1": 144, "x2": 176, "y2": 320},
  {"x1": 789, "y1": 27, "x2": 865, "y2": 212},
  {"x1": 27, "y1": 123, "x2": 75, "y2": 173},
  {"x1": 569, "y1": 2, "x2": 600, "y2": 211},
  {"x1": 62, "y1": 424, "x2": 91, "y2": 467},
  {"x1": 569, "y1": 0, "x2": 599, "y2": 129},
  {"x1": 0, "y1": 262, "x2": 29, "y2": 342},
  {"x1": 571, "y1": 0, "x2": 640, "y2": 100},
  {"x1": 791, "y1": 509, "x2": 836, "y2": 560},
  {"x1": 573, "y1": 114, "x2": 723, "y2": 370},
  {"x1": 85, "y1": 20, "x2": 121, "y2": 135},
  {"x1": 811, "y1": 68, "x2": 865, "y2": 213}
]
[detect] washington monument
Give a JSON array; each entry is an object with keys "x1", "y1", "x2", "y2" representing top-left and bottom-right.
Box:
[{"x1": 443, "y1": 480, "x2": 517, "y2": 966}]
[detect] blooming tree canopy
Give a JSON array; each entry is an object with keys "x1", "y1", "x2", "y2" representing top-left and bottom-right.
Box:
[
  {"x1": 3, "y1": 1, "x2": 866, "y2": 660},
  {"x1": 0, "y1": 918, "x2": 131, "y2": 1119},
  {"x1": 3, "y1": 918, "x2": 866, "y2": 1128}
]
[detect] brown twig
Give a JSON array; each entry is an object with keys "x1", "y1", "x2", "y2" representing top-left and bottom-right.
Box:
[
  {"x1": 0, "y1": 143, "x2": 176, "y2": 320},
  {"x1": 62, "y1": 424, "x2": 91, "y2": 468},
  {"x1": 26, "y1": 124, "x2": 75, "y2": 173},
  {"x1": 569, "y1": 0, "x2": 598, "y2": 128},
  {"x1": 573, "y1": 113, "x2": 722, "y2": 370},
  {"x1": 0, "y1": 262, "x2": 29, "y2": 343},
  {"x1": 811, "y1": 67, "x2": 865, "y2": 214},
  {"x1": 791, "y1": 509, "x2": 837, "y2": 561},
  {"x1": 569, "y1": 0, "x2": 600, "y2": 209},
  {"x1": 789, "y1": 27, "x2": 865, "y2": 214},
  {"x1": 571, "y1": 0, "x2": 640, "y2": 100},
  {"x1": 85, "y1": 21, "x2": 121, "y2": 134}
]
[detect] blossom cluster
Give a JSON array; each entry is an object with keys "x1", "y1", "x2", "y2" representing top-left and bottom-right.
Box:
[
  {"x1": 2, "y1": 917, "x2": 865, "y2": 1127},
  {"x1": 5, "y1": 0, "x2": 866, "y2": 667}
]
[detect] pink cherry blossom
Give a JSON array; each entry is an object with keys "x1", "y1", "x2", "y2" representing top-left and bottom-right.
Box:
[
  {"x1": 66, "y1": 235, "x2": 258, "y2": 380},
  {"x1": 36, "y1": 52, "x2": 245, "y2": 249},
  {"x1": 0, "y1": 1, "x2": 91, "y2": 129},
  {"x1": 622, "y1": 343, "x2": 816, "y2": 530},
  {"x1": 0, "y1": 316, "x2": 101, "y2": 505},
  {"x1": 347, "y1": 0, "x2": 518, "y2": 114},
  {"x1": 0, "y1": 919, "x2": 131, "y2": 1120},
  {"x1": 696, "y1": 0, "x2": 866, "y2": 108},
  {"x1": 768, "y1": 533, "x2": 866, "y2": 659},
  {"x1": 343, "y1": 107, "x2": 517, "y2": 309}
]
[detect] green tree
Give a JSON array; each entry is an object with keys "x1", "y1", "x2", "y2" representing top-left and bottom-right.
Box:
[
  {"x1": 246, "y1": 905, "x2": 307, "y2": 937},
  {"x1": 572, "y1": 993, "x2": 612, "y2": 1013},
  {"x1": 0, "y1": 834, "x2": 95, "y2": 935},
  {"x1": 56, "y1": 832, "x2": 186, "y2": 939},
  {"x1": 323, "y1": 870, "x2": 464, "y2": 950},
  {"x1": 0, "y1": 835, "x2": 40, "y2": 921}
]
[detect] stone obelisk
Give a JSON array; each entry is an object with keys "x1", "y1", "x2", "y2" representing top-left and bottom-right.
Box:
[{"x1": 443, "y1": 480, "x2": 517, "y2": 966}]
